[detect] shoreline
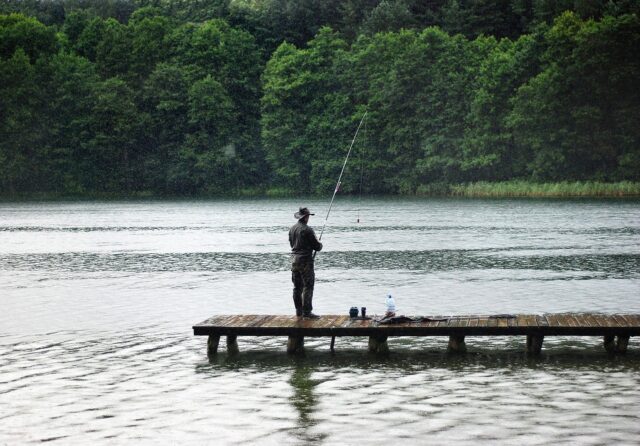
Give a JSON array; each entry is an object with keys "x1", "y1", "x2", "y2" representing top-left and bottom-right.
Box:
[
  {"x1": 441, "y1": 181, "x2": 640, "y2": 198},
  {"x1": 1, "y1": 181, "x2": 639, "y2": 201}
]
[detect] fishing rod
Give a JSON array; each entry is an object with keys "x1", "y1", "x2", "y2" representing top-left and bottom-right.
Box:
[{"x1": 314, "y1": 110, "x2": 368, "y2": 258}]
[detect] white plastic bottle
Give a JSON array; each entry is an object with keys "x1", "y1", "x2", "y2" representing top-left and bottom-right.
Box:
[{"x1": 385, "y1": 294, "x2": 396, "y2": 316}]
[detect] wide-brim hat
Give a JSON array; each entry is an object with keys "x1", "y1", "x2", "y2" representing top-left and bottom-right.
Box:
[{"x1": 294, "y1": 207, "x2": 315, "y2": 219}]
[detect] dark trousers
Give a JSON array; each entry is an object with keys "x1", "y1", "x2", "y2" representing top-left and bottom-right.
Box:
[{"x1": 291, "y1": 260, "x2": 315, "y2": 315}]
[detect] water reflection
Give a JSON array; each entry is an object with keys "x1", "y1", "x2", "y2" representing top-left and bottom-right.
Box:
[
  {"x1": 198, "y1": 339, "x2": 640, "y2": 372},
  {"x1": 195, "y1": 340, "x2": 640, "y2": 443},
  {"x1": 3, "y1": 329, "x2": 639, "y2": 445},
  {"x1": 289, "y1": 359, "x2": 322, "y2": 443}
]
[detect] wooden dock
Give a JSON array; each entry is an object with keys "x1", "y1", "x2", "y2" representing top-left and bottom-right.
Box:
[{"x1": 193, "y1": 313, "x2": 640, "y2": 356}]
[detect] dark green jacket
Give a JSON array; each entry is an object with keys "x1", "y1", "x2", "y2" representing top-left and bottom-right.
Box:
[{"x1": 289, "y1": 221, "x2": 322, "y2": 262}]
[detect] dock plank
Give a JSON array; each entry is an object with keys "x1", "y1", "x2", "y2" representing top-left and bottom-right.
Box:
[
  {"x1": 600, "y1": 314, "x2": 614, "y2": 327},
  {"x1": 193, "y1": 313, "x2": 640, "y2": 338},
  {"x1": 618, "y1": 314, "x2": 633, "y2": 326},
  {"x1": 612, "y1": 314, "x2": 627, "y2": 327},
  {"x1": 513, "y1": 314, "x2": 524, "y2": 327},
  {"x1": 537, "y1": 315, "x2": 549, "y2": 327},
  {"x1": 591, "y1": 314, "x2": 605, "y2": 327},
  {"x1": 573, "y1": 314, "x2": 587, "y2": 327},
  {"x1": 221, "y1": 315, "x2": 243, "y2": 328},
  {"x1": 249, "y1": 315, "x2": 273, "y2": 327},
  {"x1": 627, "y1": 315, "x2": 640, "y2": 326},
  {"x1": 340, "y1": 317, "x2": 354, "y2": 329},
  {"x1": 322, "y1": 315, "x2": 341, "y2": 329},
  {"x1": 584, "y1": 314, "x2": 599, "y2": 327},
  {"x1": 477, "y1": 316, "x2": 489, "y2": 328}
]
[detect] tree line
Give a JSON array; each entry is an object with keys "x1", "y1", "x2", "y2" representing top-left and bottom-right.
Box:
[{"x1": 1, "y1": 0, "x2": 639, "y2": 195}]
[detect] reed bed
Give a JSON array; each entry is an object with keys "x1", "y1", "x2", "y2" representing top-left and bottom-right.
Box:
[{"x1": 446, "y1": 181, "x2": 640, "y2": 197}]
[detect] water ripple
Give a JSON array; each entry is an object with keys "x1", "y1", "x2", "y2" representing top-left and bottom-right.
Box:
[
  {"x1": 0, "y1": 251, "x2": 638, "y2": 278},
  {"x1": 1, "y1": 199, "x2": 639, "y2": 444},
  {"x1": 1, "y1": 224, "x2": 639, "y2": 236},
  {"x1": 1, "y1": 332, "x2": 639, "y2": 444}
]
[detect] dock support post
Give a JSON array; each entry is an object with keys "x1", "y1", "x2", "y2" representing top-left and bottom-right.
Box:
[
  {"x1": 448, "y1": 335, "x2": 467, "y2": 353},
  {"x1": 287, "y1": 336, "x2": 304, "y2": 354},
  {"x1": 616, "y1": 335, "x2": 630, "y2": 353},
  {"x1": 207, "y1": 335, "x2": 220, "y2": 357},
  {"x1": 330, "y1": 336, "x2": 335, "y2": 352},
  {"x1": 605, "y1": 335, "x2": 630, "y2": 354},
  {"x1": 526, "y1": 334, "x2": 544, "y2": 355},
  {"x1": 603, "y1": 335, "x2": 616, "y2": 353},
  {"x1": 368, "y1": 336, "x2": 389, "y2": 354},
  {"x1": 226, "y1": 335, "x2": 239, "y2": 355}
]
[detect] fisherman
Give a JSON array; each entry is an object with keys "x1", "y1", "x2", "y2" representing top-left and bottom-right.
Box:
[{"x1": 289, "y1": 207, "x2": 323, "y2": 318}]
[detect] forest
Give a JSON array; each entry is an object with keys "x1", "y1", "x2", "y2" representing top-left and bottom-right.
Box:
[{"x1": 1, "y1": 0, "x2": 639, "y2": 196}]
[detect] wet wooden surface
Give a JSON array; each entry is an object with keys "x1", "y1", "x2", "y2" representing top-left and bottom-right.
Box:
[{"x1": 193, "y1": 314, "x2": 640, "y2": 337}]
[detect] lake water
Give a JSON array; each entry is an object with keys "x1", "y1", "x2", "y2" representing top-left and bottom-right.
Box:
[{"x1": 1, "y1": 198, "x2": 639, "y2": 444}]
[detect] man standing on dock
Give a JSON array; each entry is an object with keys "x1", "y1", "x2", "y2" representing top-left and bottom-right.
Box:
[{"x1": 289, "y1": 207, "x2": 322, "y2": 318}]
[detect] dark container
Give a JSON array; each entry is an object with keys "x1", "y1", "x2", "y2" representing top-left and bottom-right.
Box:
[
  {"x1": 361, "y1": 307, "x2": 367, "y2": 318},
  {"x1": 349, "y1": 307, "x2": 359, "y2": 318}
]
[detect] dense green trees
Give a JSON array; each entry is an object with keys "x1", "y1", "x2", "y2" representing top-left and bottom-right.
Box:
[
  {"x1": 508, "y1": 12, "x2": 640, "y2": 181},
  {"x1": 1, "y1": 10, "x2": 263, "y2": 194},
  {"x1": 262, "y1": 28, "x2": 352, "y2": 192},
  {"x1": 1, "y1": 2, "x2": 639, "y2": 196},
  {"x1": 262, "y1": 12, "x2": 640, "y2": 194}
]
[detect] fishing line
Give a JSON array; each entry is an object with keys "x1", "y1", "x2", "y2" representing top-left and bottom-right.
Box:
[
  {"x1": 314, "y1": 110, "x2": 368, "y2": 258},
  {"x1": 357, "y1": 117, "x2": 366, "y2": 223}
]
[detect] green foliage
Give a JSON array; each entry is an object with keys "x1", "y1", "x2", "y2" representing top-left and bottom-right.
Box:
[
  {"x1": 62, "y1": 10, "x2": 94, "y2": 47},
  {"x1": 129, "y1": 12, "x2": 173, "y2": 79},
  {"x1": 0, "y1": 13, "x2": 58, "y2": 61},
  {"x1": 95, "y1": 18, "x2": 132, "y2": 79},
  {"x1": 1, "y1": 4, "x2": 639, "y2": 197},
  {"x1": 360, "y1": 0, "x2": 415, "y2": 35},
  {"x1": 0, "y1": 48, "x2": 41, "y2": 193},
  {"x1": 261, "y1": 12, "x2": 640, "y2": 194},
  {"x1": 261, "y1": 28, "x2": 352, "y2": 193},
  {"x1": 1, "y1": 0, "x2": 137, "y2": 24},
  {"x1": 38, "y1": 51, "x2": 100, "y2": 193},
  {"x1": 74, "y1": 16, "x2": 106, "y2": 60},
  {"x1": 81, "y1": 77, "x2": 141, "y2": 192},
  {"x1": 140, "y1": 62, "x2": 189, "y2": 192},
  {"x1": 179, "y1": 75, "x2": 237, "y2": 193},
  {"x1": 462, "y1": 33, "x2": 543, "y2": 180},
  {"x1": 508, "y1": 12, "x2": 640, "y2": 181}
]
